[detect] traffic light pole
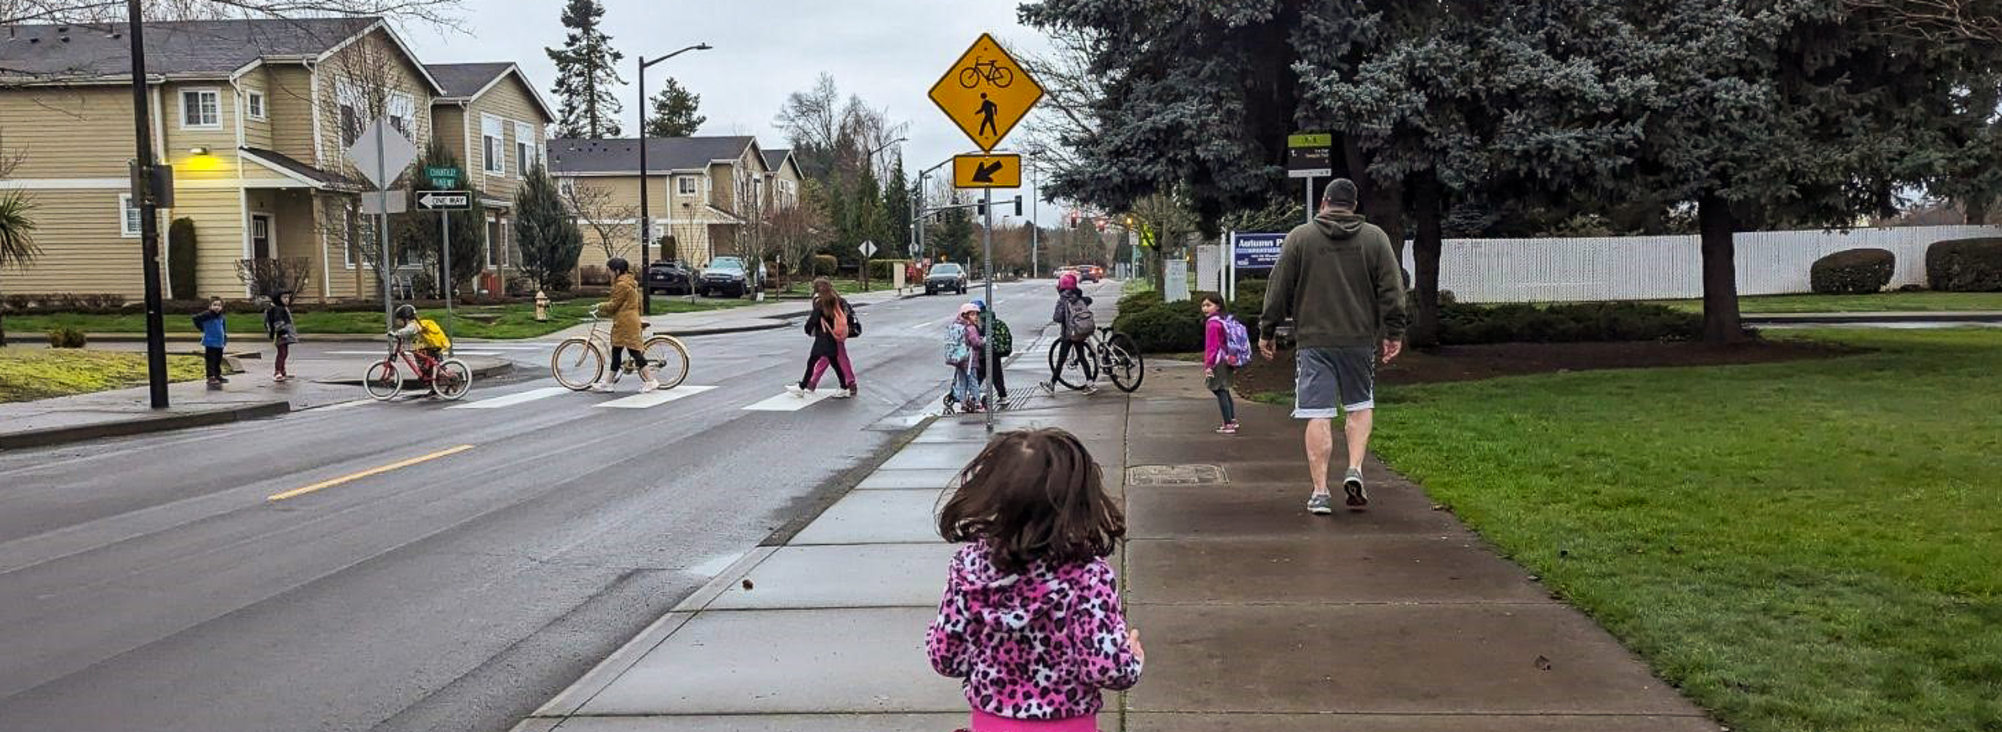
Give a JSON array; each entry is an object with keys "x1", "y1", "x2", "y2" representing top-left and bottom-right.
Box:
[
  {"x1": 127, "y1": 0, "x2": 169, "y2": 409},
  {"x1": 981, "y1": 187, "x2": 995, "y2": 434}
]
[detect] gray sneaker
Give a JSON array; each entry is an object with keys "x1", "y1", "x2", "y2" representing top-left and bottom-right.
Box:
[
  {"x1": 1343, "y1": 468, "x2": 1369, "y2": 509},
  {"x1": 1306, "y1": 492, "x2": 1334, "y2": 515}
]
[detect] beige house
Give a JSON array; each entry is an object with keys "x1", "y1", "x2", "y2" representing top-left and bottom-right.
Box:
[
  {"x1": 424, "y1": 62, "x2": 556, "y2": 295},
  {"x1": 0, "y1": 18, "x2": 549, "y2": 301},
  {"x1": 548, "y1": 136, "x2": 801, "y2": 267}
]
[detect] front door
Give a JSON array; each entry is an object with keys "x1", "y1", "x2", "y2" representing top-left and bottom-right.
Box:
[{"x1": 250, "y1": 214, "x2": 273, "y2": 259}]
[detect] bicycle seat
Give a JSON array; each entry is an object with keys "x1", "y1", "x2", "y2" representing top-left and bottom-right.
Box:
[{"x1": 640, "y1": 321, "x2": 652, "y2": 329}]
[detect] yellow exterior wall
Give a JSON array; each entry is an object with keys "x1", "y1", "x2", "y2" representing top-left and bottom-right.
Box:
[
  {"x1": 431, "y1": 104, "x2": 467, "y2": 169},
  {"x1": 0, "y1": 188, "x2": 153, "y2": 297},
  {"x1": 239, "y1": 68, "x2": 275, "y2": 150},
  {"x1": 0, "y1": 86, "x2": 137, "y2": 179},
  {"x1": 266, "y1": 64, "x2": 318, "y2": 162},
  {"x1": 466, "y1": 74, "x2": 548, "y2": 203},
  {"x1": 314, "y1": 29, "x2": 436, "y2": 188}
]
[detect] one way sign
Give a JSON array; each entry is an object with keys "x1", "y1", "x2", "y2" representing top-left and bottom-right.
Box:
[
  {"x1": 415, "y1": 191, "x2": 471, "y2": 211},
  {"x1": 953, "y1": 153, "x2": 1021, "y2": 189}
]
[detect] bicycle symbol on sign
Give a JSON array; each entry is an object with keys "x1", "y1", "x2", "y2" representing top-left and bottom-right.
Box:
[{"x1": 957, "y1": 57, "x2": 1015, "y2": 89}]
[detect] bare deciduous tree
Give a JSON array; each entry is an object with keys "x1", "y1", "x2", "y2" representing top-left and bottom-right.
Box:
[
  {"x1": 561, "y1": 181, "x2": 638, "y2": 261},
  {"x1": 1844, "y1": 0, "x2": 2002, "y2": 43},
  {"x1": 4, "y1": 0, "x2": 462, "y2": 27}
]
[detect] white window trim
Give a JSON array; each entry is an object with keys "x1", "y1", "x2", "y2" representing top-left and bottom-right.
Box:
[
  {"x1": 246, "y1": 90, "x2": 267, "y2": 121},
  {"x1": 119, "y1": 194, "x2": 141, "y2": 238},
  {"x1": 481, "y1": 114, "x2": 506, "y2": 176},
  {"x1": 180, "y1": 88, "x2": 222, "y2": 130},
  {"x1": 387, "y1": 91, "x2": 417, "y2": 137},
  {"x1": 677, "y1": 176, "x2": 698, "y2": 195},
  {"x1": 484, "y1": 215, "x2": 498, "y2": 268},
  {"x1": 513, "y1": 121, "x2": 537, "y2": 178}
]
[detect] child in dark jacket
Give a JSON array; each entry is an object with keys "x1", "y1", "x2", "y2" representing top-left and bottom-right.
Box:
[
  {"x1": 1048, "y1": 273, "x2": 1096, "y2": 394},
  {"x1": 192, "y1": 296, "x2": 228, "y2": 387},
  {"x1": 264, "y1": 291, "x2": 298, "y2": 382},
  {"x1": 928, "y1": 428, "x2": 1144, "y2": 731}
]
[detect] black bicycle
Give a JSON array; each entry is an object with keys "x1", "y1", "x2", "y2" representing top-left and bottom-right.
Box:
[{"x1": 1047, "y1": 326, "x2": 1144, "y2": 393}]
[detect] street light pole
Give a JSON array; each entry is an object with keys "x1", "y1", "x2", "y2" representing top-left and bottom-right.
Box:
[
  {"x1": 126, "y1": 0, "x2": 168, "y2": 409},
  {"x1": 636, "y1": 43, "x2": 712, "y2": 316}
]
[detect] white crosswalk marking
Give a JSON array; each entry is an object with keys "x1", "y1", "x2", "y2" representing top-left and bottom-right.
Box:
[
  {"x1": 595, "y1": 386, "x2": 715, "y2": 409},
  {"x1": 446, "y1": 386, "x2": 571, "y2": 410},
  {"x1": 742, "y1": 389, "x2": 837, "y2": 411}
]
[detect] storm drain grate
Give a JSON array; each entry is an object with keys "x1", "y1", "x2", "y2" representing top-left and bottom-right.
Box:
[{"x1": 1126, "y1": 464, "x2": 1228, "y2": 486}]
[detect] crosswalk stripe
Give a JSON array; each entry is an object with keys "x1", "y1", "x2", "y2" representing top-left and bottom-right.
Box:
[
  {"x1": 742, "y1": 389, "x2": 837, "y2": 411},
  {"x1": 595, "y1": 385, "x2": 716, "y2": 409},
  {"x1": 446, "y1": 386, "x2": 572, "y2": 410}
]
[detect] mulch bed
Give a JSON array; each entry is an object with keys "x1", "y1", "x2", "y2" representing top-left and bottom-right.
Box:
[{"x1": 1233, "y1": 339, "x2": 1859, "y2": 396}]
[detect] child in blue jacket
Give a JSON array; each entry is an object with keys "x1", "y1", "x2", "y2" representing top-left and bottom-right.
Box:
[{"x1": 192, "y1": 296, "x2": 228, "y2": 387}]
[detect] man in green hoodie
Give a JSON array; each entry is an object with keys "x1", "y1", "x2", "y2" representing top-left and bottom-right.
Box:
[{"x1": 1259, "y1": 178, "x2": 1408, "y2": 515}]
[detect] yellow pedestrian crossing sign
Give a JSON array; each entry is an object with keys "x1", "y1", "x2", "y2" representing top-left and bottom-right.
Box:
[{"x1": 929, "y1": 33, "x2": 1043, "y2": 153}]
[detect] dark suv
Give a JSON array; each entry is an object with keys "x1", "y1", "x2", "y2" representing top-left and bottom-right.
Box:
[
  {"x1": 700, "y1": 257, "x2": 749, "y2": 298},
  {"x1": 925, "y1": 263, "x2": 968, "y2": 296},
  {"x1": 646, "y1": 260, "x2": 694, "y2": 295}
]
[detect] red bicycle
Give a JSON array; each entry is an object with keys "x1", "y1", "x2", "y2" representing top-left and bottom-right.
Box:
[{"x1": 363, "y1": 336, "x2": 473, "y2": 401}]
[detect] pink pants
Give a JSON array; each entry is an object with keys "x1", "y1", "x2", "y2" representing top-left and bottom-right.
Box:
[
  {"x1": 968, "y1": 710, "x2": 1099, "y2": 732},
  {"x1": 803, "y1": 339, "x2": 855, "y2": 391}
]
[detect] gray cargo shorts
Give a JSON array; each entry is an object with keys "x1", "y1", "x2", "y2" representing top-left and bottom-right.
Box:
[{"x1": 1293, "y1": 345, "x2": 1377, "y2": 419}]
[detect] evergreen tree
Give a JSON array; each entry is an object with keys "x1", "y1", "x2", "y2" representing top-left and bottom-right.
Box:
[
  {"x1": 644, "y1": 77, "x2": 705, "y2": 138},
  {"x1": 880, "y1": 162, "x2": 912, "y2": 258},
  {"x1": 515, "y1": 162, "x2": 585, "y2": 291},
  {"x1": 393, "y1": 144, "x2": 485, "y2": 297},
  {"x1": 546, "y1": 0, "x2": 625, "y2": 139}
]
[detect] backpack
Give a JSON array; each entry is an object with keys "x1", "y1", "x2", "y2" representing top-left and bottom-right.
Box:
[
  {"x1": 988, "y1": 318, "x2": 1013, "y2": 358},
  {"x1": 942, "y1": 322, "x2": 971, "y2": 366},
  {"x1": 415, "y1": 318, "x2": 452, "y2": 351},
  {"x1": 1219, "y1": 315, "x2": 1252, "y2": 366},
  {"x1": 829, "y1": 304, "x2": 850, "y2": 341},
  {"x1": 1063, "y1": 297, "x2": 1096, "y2": 342}
]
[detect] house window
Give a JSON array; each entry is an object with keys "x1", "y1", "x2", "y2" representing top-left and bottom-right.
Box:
[
  {"x1": 246, "y1": 91, "x2": 266, "y2": 121},
  {"x1": 514, "y1": 121, "x2": 537, "y2": 176},
  {"x1": 387, "y1": 92, "x2": 415, "y2": 137},
  {"x1": 119, "y1": 194, "x2": 142, "y2": 237},
  {"x1": 677, "y1": 176, "x2": 697, "y2": 195},
  {"x1": 481, "y1": 115, "x2": 505, "y2": 175},
  {"x1": 180, "y1": 89, "x2": 220, "y2": 129},
  {"x1": 339, "y1": 102, "x2": 360, "y2": 147},
  {"x1": 557, "y1": 177, "x2": 576, "y2": 197}
]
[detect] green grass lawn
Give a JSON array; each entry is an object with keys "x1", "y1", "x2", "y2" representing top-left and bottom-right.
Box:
[
  {"x1": 1654, "y1": 291, "x2": 2002, "y2": 313},
  {"x1": 3, "y1": 296, "x2": 755, "y2": 341},
  {"x1": 0, "y1": 347, "x2": 205, "y2": 403},
  {"x1": 1335, "y1": 328, "x2": 2002, "y2": 732}
]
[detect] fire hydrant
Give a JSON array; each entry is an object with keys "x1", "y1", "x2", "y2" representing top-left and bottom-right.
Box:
[{"x1": 534, "y1": 290, "x2": 550, "y2": 322}]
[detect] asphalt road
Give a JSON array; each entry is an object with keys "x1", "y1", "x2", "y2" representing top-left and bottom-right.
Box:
[{"x1": 0, "y1": 278, "x2": 1091, "y2": 732}]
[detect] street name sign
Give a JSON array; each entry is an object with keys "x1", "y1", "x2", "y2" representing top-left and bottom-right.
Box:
[
  {"x1": 345, "y1": 118, "x2": 419, "y2": 190},
  {"x1": 953, "y1": 153, "x2": 1022, "y2": 188},
  {"x1": 425, "y1": 166, "x2": 460, "y2": 189},
  {"x1": 416, "y1": 191, "x2": 472, "y2": 211},
  {"x1": 929, "y1": 34, "x2": 1044, "y2": 153},
  {"x1": 1287, "y1": 132, "x2": 1333, "y2": 179}
]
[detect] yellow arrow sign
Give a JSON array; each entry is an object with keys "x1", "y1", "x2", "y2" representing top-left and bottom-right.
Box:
[
  {"x1": 953, "y1": 153, "x2": 1021, "y2": 188},
  {"x1": 929, "y1": 34, "x2": 1043, "y2": 153}
]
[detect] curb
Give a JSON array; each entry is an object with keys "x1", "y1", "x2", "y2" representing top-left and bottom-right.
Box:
[
  {"x1": 0, "y1": 400, "x2": 292, "y2": 451},
  {"x1": 1745, "y1": 312, "x2": 2002, "y2": 325}
]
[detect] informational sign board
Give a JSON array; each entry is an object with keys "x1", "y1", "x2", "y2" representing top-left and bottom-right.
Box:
[
  {"x1": 1163, "y1": 260, "x2": 1190, "y2": 303},
  {"x1": 415, "y1": 191, "x2": 471, "y2": 211},
  {"x1": 359, "y1": 190, "x2": 407, "y2": 215},
  {"x1": 345, "y1": 118, "x2": 419, "y2": 190},
  {"x1": 1196, "y1": 244, "x2": 1222, "y2": 292},
  {"x1": 425, "y1": 166, "x2": 460, "y2": 189},
  {"x1": 929, "y1": 34, "x2": 1043, "y2": 152},
  {"x1": 1231, "y1": 232, "x2": 1287, "y2": 270},
  {"x1": 952, "y1": 153, "x2": 1022, "y2": 188},
  {"x1": 1287, "y1": 132, "x2": 1333, "y2": 179}
]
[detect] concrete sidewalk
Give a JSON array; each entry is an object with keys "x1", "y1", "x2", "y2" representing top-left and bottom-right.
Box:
[
  {"x1": 535, "y1": 286, "x2": 930, "y2": 343},
  {"x1": 514, "y1": 356, "x2": 1716, "y2": 730}
]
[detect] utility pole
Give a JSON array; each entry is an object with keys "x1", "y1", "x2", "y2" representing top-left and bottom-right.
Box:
[
  {"x1": 1028, "y1": 161, "x2": 1039, "y2": 278},
  {"x1": 126, "y1": 0, "x2": 169, "y2": 409},
  {"x1": 981, "y1": 187, "x2": 995, "y2": 434},
  {"x1": 636, "y1": 43, "x2": 713, "y2": 316}
]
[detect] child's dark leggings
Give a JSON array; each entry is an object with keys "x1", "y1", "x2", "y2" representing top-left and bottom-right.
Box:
[
  {"x1": 1214, "y1": 387, "x2": 1236, "y2": 422},
  {"x1": 611, "y1": 346, "x2": 648, "y2": 373},
  {"x1": 204, "y1": 347, "x2": 224, "y2": 380},
  {"x1": 274, "y1": 342, "x2": 290, "y2": 376}
]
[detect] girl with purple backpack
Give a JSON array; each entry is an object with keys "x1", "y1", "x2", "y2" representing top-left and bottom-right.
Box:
[{"x1": 1202, "y1": 293, "x2": 1247, "y2": 434}]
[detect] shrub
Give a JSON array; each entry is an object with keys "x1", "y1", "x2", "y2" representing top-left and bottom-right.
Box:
[
  {"x1": 407, "y1": 270, "x2": 438, "y2": 300},
  {"x1": 47, "y1": 327, "x2": 86, "y2": 348},
  {"x1": 867, "y1": 259, "x2": 911, "y2": 281},
  {"x1": 809, "y1": 254, "x2": 838, "y2": 277},
  {"x1": 1925, "y1": 237, "x2": 2002, "y2": 292},
  {"x1": 505, "y1": 274, "x2": 535, "y2": 297},
  {"x1": 2, "y1": 293, "x2": 29, "y2": 312},
  {"x1": 546, "y1": 270, "x2": 574, "y2": 292},
  {"x1": 1113, "y1": 299, "x2": 1205, "y2": 353},
  {"x1": 1810, "y1": 248, "x2": 1895, "y2": 294},
  {"x1": 1438, "y1": 302, "x2": 1700, "y2": 345},
  {"x1": 168, "y1": 218, "x2": 197, "y2": 300},
  {"x1": 1118, "y1": 289, "x2": 1163, "y2": 314}
]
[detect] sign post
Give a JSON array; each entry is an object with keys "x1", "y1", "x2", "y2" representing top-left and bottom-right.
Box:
[
  {"x1": 347, "y1": 118, "x2": 420, "y2": 331},
  {"x1": 417, "y1": 190, "x2": 471, "y2": 313},
  {"x1": 933, "y1": 33, "x2": 1044, "y2": 431},
  {"x1": 1288, "y1": 132, "x2": 1333, "y2": 225},
  {"x1": 860, "y1": 239, "x2": 878, "y2": 291}
]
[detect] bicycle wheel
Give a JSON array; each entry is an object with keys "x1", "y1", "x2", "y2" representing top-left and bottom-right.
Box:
[
  {"x1": 991, "y1": 67, "x2": 1014, "y2": 88},
  {"x1": 431, "y1": 359, "x2": 473, "y2": 400},
  {"x1": 958, "y1": 67, "x2": 981, "y2": 88},
  {"x1": 642, "y1": 336, "x2": 691, "y2": 389},
  {"x1": 1105, "y1": 333, "x2": 1145, "y2": 393},
  {"x1": 551, "y1": 339, "x2": 604, "y2": 391},
  {"x1": 363, "y1": 360, "x2": 402, "y2": 401}
]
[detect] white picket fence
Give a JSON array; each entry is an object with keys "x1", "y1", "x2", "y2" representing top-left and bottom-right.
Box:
[{"x1": 1401, "y1": 225, "x2": 2002, "y2": 303}]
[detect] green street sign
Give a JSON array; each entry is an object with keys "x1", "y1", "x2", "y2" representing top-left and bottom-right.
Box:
[
  {"x1": 425, "y1": 166, "x2": 460, "y2": 188},
  {"x1": 1288, "y1": 133, "x2": 1332, "y2": 148}
]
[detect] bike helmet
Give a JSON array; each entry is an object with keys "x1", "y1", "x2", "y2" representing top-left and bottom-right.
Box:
[
  {"x1": 395, "y1": 304, "x2": 416, "y2": 320},
  {"x1": 606, "y1": 257, "x2": 630, "y2": 275},
  {"x1": 1058, "y1": 273, "x2": 1078, "y2": 291},
  {"x1": 971, "y1": 298, "x2": 987, "y2": 311}
]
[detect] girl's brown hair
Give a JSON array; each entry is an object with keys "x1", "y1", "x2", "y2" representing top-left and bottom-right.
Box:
[
  {"x1": 812, "y1": 276, "x2": 839, "y2": 313},
  {"x1": 937, "y1": 428, "x2": 1125, "y2": 575},
  {"x1": 1200, "y1": 292, "x2": 1227, "y2": 313}
]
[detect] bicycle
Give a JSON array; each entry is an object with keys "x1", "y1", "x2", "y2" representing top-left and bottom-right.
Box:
[
  {"x1": 550, "y1": 315, "x2": 691, "y2": 391},
  {"x1": 957, "y1": 57, "x2": 1015, "y2": 89},
  {"x1": 1047, "y1": 326, "x2": 1145, "y2": 393},
  {"x1": 363, "y1": 336, "x2": 473, "y2": 401}
]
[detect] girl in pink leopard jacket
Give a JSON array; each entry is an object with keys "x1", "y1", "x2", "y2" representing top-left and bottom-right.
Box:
[{"x1": 927, "y1": 428, "x2": 1144, "y2": 731}]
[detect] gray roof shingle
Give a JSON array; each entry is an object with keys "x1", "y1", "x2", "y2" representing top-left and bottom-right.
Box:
[
  {"x1": 547, "y1": 136, "x2": 756, "y2": 175},
  {"x1": 0, "y1": 17, "x2": 377, "y2": 79},
  {"x1": 425, "y1": 62, "x2": 512, "y2": 98},
  {"x1": 761, "y1": 148, "x2": 791, "y2": 172}
]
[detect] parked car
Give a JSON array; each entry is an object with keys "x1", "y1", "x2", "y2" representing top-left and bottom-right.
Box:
[
  {"x1": 1052, "y1": 266, "x2": 1076, "y2": 279},
  {"x1": 925, "y1": 263, "x2": 968, "y2": 296},
  {"x1": 699, "y1": 256, "x2": 749, "y2": 298},
  {"x1": 1077, "y1": 266, "x2": 1100, "y2": 283},
  {"x1": 1087, "y1": 265, "x2": 1106, "y2": 281},
  {"x1": 646, "y1": 260, "x2": 694, "y2": 296}
]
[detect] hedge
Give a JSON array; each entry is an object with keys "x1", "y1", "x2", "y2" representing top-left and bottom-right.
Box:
[
  {"x1": 1113, "y1": 298, "x2": 1205, "y2": 353},
  {"x1": 1810, "y1": 248, "x2": 1894, "y2": 294},
  {"x1": 868, "y1": 259, "x2": 912, "y2": 281},
  {"x1": 1926, "y1": 237, "x2": 2002, "y2": 292},
  {"x1": 168, "y1": 218, "x2": 198, "y2": 300},
  {"x1": 808, "y1": 254, "x2": 839, "y2": 277},
  {"x1": 1438, "y1": 301, "x2": 1700, "y2": 344}
]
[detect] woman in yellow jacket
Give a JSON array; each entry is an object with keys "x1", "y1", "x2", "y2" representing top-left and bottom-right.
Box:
[{"x1": 592, "y1": 257, "x2": 660, "y2": 392}]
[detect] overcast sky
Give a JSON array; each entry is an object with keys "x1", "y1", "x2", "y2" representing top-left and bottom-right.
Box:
[{"x1": 408, "y1": 0, "x2": 1061, "y2": 224}]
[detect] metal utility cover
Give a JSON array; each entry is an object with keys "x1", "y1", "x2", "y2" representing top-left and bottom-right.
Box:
[{"x1": 1127, "y1": 464, "x2": 1229, "y2": 486}]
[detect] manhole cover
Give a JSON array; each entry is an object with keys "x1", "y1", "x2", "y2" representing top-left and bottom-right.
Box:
[{"x1": 1126, "y1": 464, "x2": 1227, "y2": 485}]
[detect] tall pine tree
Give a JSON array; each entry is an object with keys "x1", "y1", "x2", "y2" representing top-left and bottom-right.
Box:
[
  {"x1": 546, "y1": 0, "x2": 625, "y2": 139},
  {"x1": 644, "y1": 78, "x2": 705, "y2": 138}
]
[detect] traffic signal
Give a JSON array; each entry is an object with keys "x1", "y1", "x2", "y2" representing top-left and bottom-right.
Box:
[
  {"x1": 1013, "y1": 196, "x2": 1023, "y2": 216},
  {"x1": 975, "y1": 200, "x2": 987, "y2": 217}
]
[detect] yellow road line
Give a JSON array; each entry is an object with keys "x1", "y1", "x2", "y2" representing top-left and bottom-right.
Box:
[{"x1": 267, "y1": 445, "x2": 476, "y2": 502}]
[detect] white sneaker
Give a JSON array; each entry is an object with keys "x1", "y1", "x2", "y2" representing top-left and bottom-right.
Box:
[
  {"x1": 639, "y1": 379, "x2": 661, "y2": 393},
  {"x1": 589, "y1": 382, "x2": 615, "y2": 393},
  {"x1": 785, "y1": 384, "x2": 807, "y2": 397},
  {"x1": 831, "y1": 388, "x2": 854, "y2": 399}
]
